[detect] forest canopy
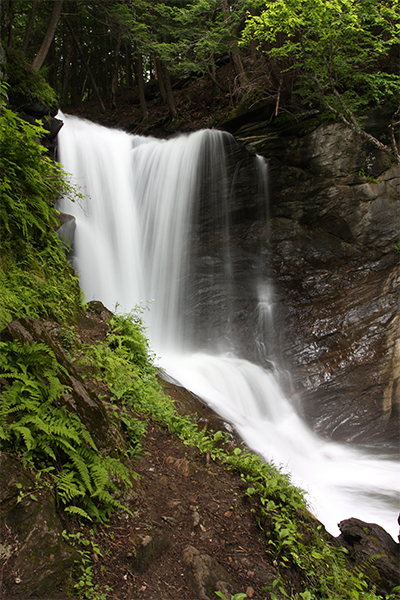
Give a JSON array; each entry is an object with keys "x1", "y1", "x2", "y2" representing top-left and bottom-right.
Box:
[{"x1": 1, "y1": 0, "x2": 399, "y2": 157}]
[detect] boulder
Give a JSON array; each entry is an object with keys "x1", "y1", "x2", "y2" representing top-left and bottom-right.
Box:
[
  {"x1": 0, "y1": 454, "x2": 76, "y2": 598},
  {"x1": 338, "y1": 517, "x2": 400, "y2": 596},
  {"x1": 128, "y1": 530, "x2": 170, "y2": 572},
  {"x1": 56, "y1": 212, "x2": 76, "y2": 256},
  {"x1": 182, "y1": 544, "x2": 238, "y2": 600}
]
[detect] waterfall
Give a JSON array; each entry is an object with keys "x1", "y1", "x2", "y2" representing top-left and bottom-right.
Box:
[{"x1": 57, "y1": 114, "x2": 399, "y2": 540}]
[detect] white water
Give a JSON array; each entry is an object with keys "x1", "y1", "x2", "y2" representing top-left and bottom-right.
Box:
[{"x1": 57, "y1": 114, "x2": 399, "y2": 540}]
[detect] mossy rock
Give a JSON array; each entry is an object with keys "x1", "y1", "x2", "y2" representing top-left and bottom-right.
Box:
[{"x1": 0, "y1": 454, "x2": 76, "y2": 598}]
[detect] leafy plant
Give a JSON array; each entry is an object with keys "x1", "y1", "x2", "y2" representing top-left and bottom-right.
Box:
[
  {"x1": 241, "y1": 0, "x2": 400, "y2": 161},
  {"x1": 0, "y1": 82, "x2": 83, "y2": 327},
  {"x1": 215, "y1": 592, "x2": 248, "y2": 600},
  {"x1": 62, "y1": 530, "x2": 112, "y2": 600},
  {"x1": 0, "y1": 340, "x2": 135, "y2": 521},
  {"x1": 1, "y1": 87, "x2": 64, "y2": 253}
]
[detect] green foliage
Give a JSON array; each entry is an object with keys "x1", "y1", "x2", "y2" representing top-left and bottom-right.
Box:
[
  {"x1": 215, "y1": 592, "x2": 248, "y2": 600},
  {"x1": 0, "y1": 246, "x2": 82, "y2": 329},
  {"x1": 0, "y1": 83, "x2": 83, "y2": 327},
  {"x1": 0, "y1": 340, "x2": 135, "y2": 522},
  {"x1": 240, "y1": 455, "x2": 380, "y2": 599},
  {"x1": 5, "y1": 48, "x2": 57, "y2": 107},
  {"x1": 241, "y1": 0, "x2": 400, "y2": 118},
  {"x1": 1, "y1": 87, "x2": 63, "y2": 252},
  {"x1": 62, "y1": 530, "x2": 112, "y2": 600}
]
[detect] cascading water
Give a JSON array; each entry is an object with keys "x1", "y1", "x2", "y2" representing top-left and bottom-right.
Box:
[{"x1": 57, "y1": 114, "x2": 399, "y2": 540}]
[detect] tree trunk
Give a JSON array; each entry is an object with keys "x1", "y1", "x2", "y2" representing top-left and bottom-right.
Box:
[
  {"x1": 155, "y1": 57, "x2": 167, "y2": 104},
  {"x1": 207, "y1": 57, "x2": 229, "y2": 93},
  {"x1": 220, "y1": 0, "x2": 248, "y2": 93},
  {"x1": 163, "y1": 62, "x2": 177, "y2": 119},
  {"x1": 4, "y1": 0, "x2": 13, "y2": 48},
  {"x1": 231, "y1": 51, "x2": 248, "y2": 88},
  {"x1": 134, "y1": 53, "x2": 148, "y2": 121},
  {"x1": 64, "y1": 17, "x2": 106, "y2": 112},
  {"x1": 0, "y1": 0, "x2": 10, "y2": 77},
  {"x1": 21, "y1": 0, "x2": 38, "y2": 54},
  {"x1": 32, "y1": 0, "x2": 63, "y2": 72},
  {"x1": 48, "y1": 38, "x2": 57, "y2": 90}
]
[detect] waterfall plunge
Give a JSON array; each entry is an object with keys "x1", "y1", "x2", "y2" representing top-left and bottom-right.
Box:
[{"x1": 57, "y1": 114, "x2": 399, "y2": 539}]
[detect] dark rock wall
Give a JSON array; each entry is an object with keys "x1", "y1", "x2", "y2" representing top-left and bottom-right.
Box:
[{"x1": 214, "y1": 116, "x2": 400, "y2": 443}]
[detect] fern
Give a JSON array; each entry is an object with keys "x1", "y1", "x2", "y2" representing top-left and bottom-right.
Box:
[
  {"x1": 64, "y1": 505, "x2": 92, "y2": 520},
  {"x1": 0, "y1": 339, "x2": 135, "y2": 522}
]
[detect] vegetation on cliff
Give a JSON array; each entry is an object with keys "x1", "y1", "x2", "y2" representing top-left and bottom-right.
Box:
[
  {"x1": 0, "y1": 84, "x2": 81, "y2": 329},
  {"x1": 1, "y1": 1, "x2": 399, "y2": 156},
  {"x1": 241, "y1": 0, "x2": 400, "y2": 161}
]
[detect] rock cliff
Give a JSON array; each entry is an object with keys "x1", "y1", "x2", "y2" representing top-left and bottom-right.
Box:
[{"x1": 210, "y1": 111, "x2": 400, "y2": 443}]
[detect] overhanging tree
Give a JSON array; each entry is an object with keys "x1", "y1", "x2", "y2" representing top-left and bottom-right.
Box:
[{"x1": 241, "y1": 0, "x2": 400, "y2": 162}]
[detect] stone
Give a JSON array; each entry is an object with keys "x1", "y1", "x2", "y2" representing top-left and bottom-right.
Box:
[
  {"x1": 182, "y1": 544, "x2": 238, "y2": 600},
  {"x1": 166, "y1": 456, "x2": 191, "y2": 476},
  {"x1": 0, "y1": 454, "x2": 76, "y2": 598},
  {"x1": 338, "y1": 517, "x2": 400, "y2": 596},
  {"x1": 129, "y1": 530, "x2": 170, "y2": 572},
  {"x1": 86, "y1": 300, "x2": 114, "y2": 322},
  {"x1": 56, "y1": 212, "x2": 76, "y2": 256}
]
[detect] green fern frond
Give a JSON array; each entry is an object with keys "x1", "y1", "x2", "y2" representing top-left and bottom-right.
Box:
[
  {"x1": 87, "y1": 460, "x2": 110, "y2": 494},
  {"x1": 90, "y1": 488, "x2": 123, "y2": 511},
  {"x1": 55, "y1": 469, "x2": 86, "y2": 501},
  {"x1": 68, "y1": 453, "x2": 93, "y2": 494},
  {"x1": 64, "y1": 505, "x2": 92, "y2": 521},
  {"x1": 82, "y1": 499, "x2": 105, "y2": 522},
  {"x1": 10, "y1": 424, "x2": 35, "y2": 451},
  {"x1": 0, "y1": 425, "x2": 8, "y2": 441},
  {"x1": 40, "y1": 443, "x2": 57, "y2": 461},
  {"x1": 103, "y1": 456, "x2": 135, "y2": 487}
]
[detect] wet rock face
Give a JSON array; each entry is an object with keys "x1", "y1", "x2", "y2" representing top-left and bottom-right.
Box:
[
  {"x1": 203, "y1": 117, "x2": 400, "y2": 442},
  {"x1": 262, "y1": 127, "x2": 400, "y2": 443},
  {"x1": 338, "y1": 517, "x2": 400, "y2": 596}
]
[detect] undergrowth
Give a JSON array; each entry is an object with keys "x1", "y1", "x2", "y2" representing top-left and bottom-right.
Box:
[
  {"x1": 1, "y1": 303, "x2": 396, "y2": 598},
  {"x1": 0, "y1": 340, "x2": 134, "y2": 522},
  {"x1": 0, "y1": 83, "x2": 83, "y2": 328}
]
